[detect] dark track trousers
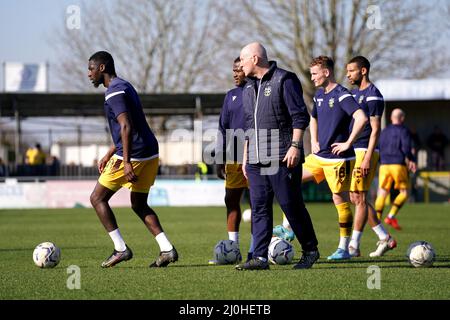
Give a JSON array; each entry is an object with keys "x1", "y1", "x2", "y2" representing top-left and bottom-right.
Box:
[{"x1": 246, "y1": 162, "x2": 318, "y2": 259}]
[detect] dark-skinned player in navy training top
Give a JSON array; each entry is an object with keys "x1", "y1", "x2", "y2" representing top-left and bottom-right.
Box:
[
  {"x1": 303, "y1": 56, "x2": 367, "y2": 261},
  {"x1": 88, "y1": 51, "x2": 178, "y2": 268},
  {"x1": 210, "y1": 57, "x2": 254, "y2": 264},
  {"x1": 346, "y1": 56, "x2": 397, "y2": 258},
  {"x1": 215, "y1": 58, "x2": 295, "y2": 256}
]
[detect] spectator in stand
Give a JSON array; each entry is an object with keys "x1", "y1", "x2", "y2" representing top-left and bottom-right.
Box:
[
  {"x1": 427, "y1": 126, "x2": 448, "y2": 171},
  {"x1": 25, "y1": 143, "x2": 46, "y2": 176},
  {"x1": 48, "y1": 156, "x2": 61, "y2": 176},
  {"x1": 0, "y1": 158, "x2": 7, "y2": 177},
  {"x1": 25, "y1": 143, "x2": 46, "y2": 165}
]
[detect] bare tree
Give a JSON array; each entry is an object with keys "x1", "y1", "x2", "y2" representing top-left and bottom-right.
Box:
[
  {"x1": 218, "y1": 0, "x2": 449, "y2": 100},
  {"x1": 50, "y1": 0, "x2": 233, "y2": 93},
  {"x1": 51, "y1": 0, "x2": 449, "y2": 95}
]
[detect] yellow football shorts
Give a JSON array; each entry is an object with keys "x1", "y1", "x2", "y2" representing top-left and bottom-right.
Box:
[
  {"x1": 303, "y1": 154, "x2": 354, "y2": 194},
  {"x1": 378, "y1": 164, "x2": 409, "y2": 190},
  {"x1": 225, "y1": 163, "x2": 248, "y2": 189},
  {"x1": 350, "y1": 149, "x2": 379, "y2": 192},
  {"x1": 98, "y1": 155, "x2": 159, "y2": 193}
]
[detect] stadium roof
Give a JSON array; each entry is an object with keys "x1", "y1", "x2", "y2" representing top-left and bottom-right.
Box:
[
  {"x1": 1, "y1": 80, "x2": 449, "y2": 118},
  {"x1": 0, "y1": 93, "x2": 225, "y2": 117},
  {"x1": 375, "y1": 79, "x2": 450, "y2": 101}
]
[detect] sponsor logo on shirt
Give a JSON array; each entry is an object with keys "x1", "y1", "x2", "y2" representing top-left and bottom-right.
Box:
[
  {"x1": 232, "y1": 96, "x2": 237, "y2": 101},
  {"x1": 264, "y1": 86, "x2": 272, "y2": 97}
]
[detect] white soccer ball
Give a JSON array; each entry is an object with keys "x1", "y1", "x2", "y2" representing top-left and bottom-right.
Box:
[
  {"x1": 242, "y1": 209, "x2": 252, "y2": 223},
  {"x1": 407, "y1": 241, "x2": 436, "y2": 268},
  {"x1": 213, "y1": 240, "x2": 241, "y2": 264},
  {"x1": 33, "y1": 242, "x2": 61, "y2": 268},
  {"x1": 268, "y1": 236, "x2": 294, "y2": 265}
]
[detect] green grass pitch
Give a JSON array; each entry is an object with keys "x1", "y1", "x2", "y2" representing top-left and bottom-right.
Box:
[{"x1": 0, "y1": 203, "x2": 449, "y2": 300}]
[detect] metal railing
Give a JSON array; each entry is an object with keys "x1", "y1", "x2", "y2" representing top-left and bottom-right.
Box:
[{"x1": 418, "y1": 171, "x2": 450, "y2": 203}]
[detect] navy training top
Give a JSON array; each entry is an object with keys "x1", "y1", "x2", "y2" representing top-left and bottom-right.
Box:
[
  {"x1": 379, "y1": 124, "x2": 415, "y2": 165},
  {"x1": 104, "y1": 77, "x2": 158, "y2": 159},
  {"x1": 216, "y1": 85, "x2": 246, "y2": 162},
  {"x1": 311, "y1": 84, "x2": 361, "y2": 159},
  {"x1": 350, "y1": 83, "x2": 384, "y2": 149}
]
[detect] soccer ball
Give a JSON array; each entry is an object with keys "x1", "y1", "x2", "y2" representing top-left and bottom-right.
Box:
[
  {"x1": 242, "y1": 209, "x2": 252, "y2": 223},
  {"x1": 213, "y1": 240, "x2": 241, "y2": 264},
  {"x1": 407, "y1": 241, "x2": 436, "y2": 268},
  {"x1": 268, "y1": 236, "x2": 294, "y2": 265},
  {"x1": 33, "y1": 242, "x2": 61, "y2": 268}
]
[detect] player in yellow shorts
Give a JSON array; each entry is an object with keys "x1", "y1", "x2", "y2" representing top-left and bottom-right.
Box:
[
  {"x1": 378, "y1": 164, "x2": 409, "y2": 191},
  {"x1": 302, "y1": 154, "x2": 356, "y2": 256},
  {"x1": 377, "y1": 163, "x2": 413, "y2": 229},
  {"x1": 224, "y1": 163, "x2": 248, "y2": 189},
  {"x1": 302, "y1": 154, "x2": 358, "y2": 261},
  {"x1": 375, "y1": 108, "x2": 417, "y2": 231},
  {"x1": 351, "y1": 149, "x2": 379, "y2": 192},
  {"x1": 211, "y1": 57, "x2": 253, "y2": 264},
  {"x1": 346, "y1": 56, "x2": 397, "y2": 258},
  {"x1": 304, "y1": 56, "x2": 367, "y2": 261},
  {"x1": 350, "y1": 150, "x2": 396, "y2": 257},
  {"x1": 303, "y1": 154, "x2": 355, "y2": 194},
  {"x1": 88, "y1": 51, "x2": 177, "y2": 269},
  {"x1": 99, "y1": 156, "x2": 159, "y2": 193},
  {"x1": 281, "y1": 56, "x2": 367, "y2": 260}
]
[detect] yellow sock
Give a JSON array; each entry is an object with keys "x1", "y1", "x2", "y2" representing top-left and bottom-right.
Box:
[
  {"x1": 375, "y1": 195, "x2": 386, "y2": 220},
  {"x1": 388, "y1": 192, "x2": 407, "y2": 217},
  {"x1": 335, "y1": 202, "x2": 353, "y2": 237}
]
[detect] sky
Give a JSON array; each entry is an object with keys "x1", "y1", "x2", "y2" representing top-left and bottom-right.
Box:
[
  {"x1": 0, "y1": 0, "x2": 82, "y2": 91},
  {"x1": 1, "y1": 0, "x2": 448, "y2": 92},
  {"x1": 0, "y1": 0, "x2": 97, "y2": 151}
]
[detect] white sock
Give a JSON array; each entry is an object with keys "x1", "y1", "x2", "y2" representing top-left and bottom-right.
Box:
[
  {"x1": 248, "y1": 234, "x2": 255, "y2": 253},
  {"x1": 228, "y1": 231, "x2": 239, "y2": 245},
  {"x1": 349, "y1": 231, "x2": 363, "y2": 249},
  {"x1": 338, "y1": 236, "x2": 350, "y2": 251},
  {"x1": 282, "y1": 216, "x2": 291, "y2": 230},
  {"x1": 108, "y1": 228, "x2": 126, "y2": 252},
  {"x1": 372, "y1": 224, "x2": 389, "y2": 241},
  {"x1": 155, "y1": 232, "x2": 173, "y2": 252}
]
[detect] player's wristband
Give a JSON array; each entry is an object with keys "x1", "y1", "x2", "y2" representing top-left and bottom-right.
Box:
[{"x1": 291, "y1": 141, "x2": 301, "y2": 149}]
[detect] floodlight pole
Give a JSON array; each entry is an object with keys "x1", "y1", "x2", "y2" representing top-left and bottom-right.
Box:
[
  {"x1": 2, "y1": 62, "x2": 5, "y2": 92},
  {"x1": 14, "y1": 98, "x2": 22, "y2": 165},
  {"x1": 46, "y1": 61, "x2": 49, "y2": 93},
  {"x1": 194, "y1": 96, "x2": 203, "y2": 164},
  {"x1": 77, "y1": 124, "x2": 82, "y2": 176},
  {"x1": 48, "y1": 128, "x2": 53, "y2": 154}
]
